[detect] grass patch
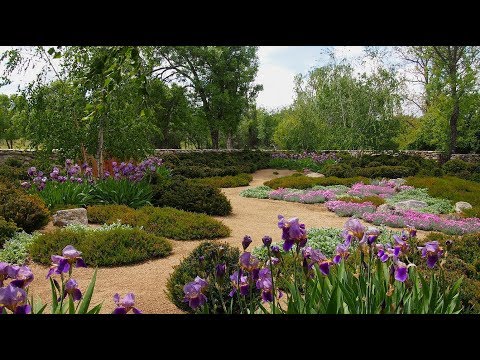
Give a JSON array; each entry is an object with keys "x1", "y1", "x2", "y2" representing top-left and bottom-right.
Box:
[{"x1": 239, "y1": 185, "x2": 272, "y2": 199}]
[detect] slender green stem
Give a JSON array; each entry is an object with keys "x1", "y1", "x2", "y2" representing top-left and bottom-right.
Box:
[{"x1": 267, "y1": 247, "x2": 276, "y2": 314}]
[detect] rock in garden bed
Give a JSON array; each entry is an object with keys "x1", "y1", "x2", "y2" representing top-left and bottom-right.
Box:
[
  {"x1": 455, "y1": 201, "x2": 473, "y2": 213},
  {"x1": 53, "y1": 208, "x2": 88, "y2": 227},
  {"x1": 393, "y1": 200, "x2": 428, "y2": 211}
]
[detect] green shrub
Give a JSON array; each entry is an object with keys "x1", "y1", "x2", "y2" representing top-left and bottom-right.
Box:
[
  {"x1": 462, "y1": 206, "x2": 480, "y2": 218},
  {"x1": 239, "y1": 185, "x2": 272, "y2": 199},
  {"x1": 166, "y1": 241, "x2": 245, "y2": 313},
  {"x1": 152, "y1": 178, "x2": 232, "y2": 216},
  {"x1": 0, "y1": 232, "x2": 34, "y2": 265},
  {"x1": 264, "y1": 175, "x2": 371, "y2": 190},
  {"x1": 30, "y1": 225, "x2": 173, "y2": 267},
  {"x1": 0, "y1": 164, "x2": 28, "y2": 183},
  {"x1": 355, "y1": 165, "x2": 416, "y2": 179},
  {"x1": 0, "y1": 216, "x2": 19, "y2": 248},
  {"x1": 405, "y1": 176, "x2": 480, "y2": 207},
  {"x1": 0, "y1": 183, "x2": 50, "y2": 233},
  {"x1": 87, "y1": 204, "x2": 136, "y2": 224},
  {"x1": 134, "y1": 206, "x2": 230, "y2": 240},
  {"x1": 91, "y1": 178, "x2": 153, "y2": 209},
  {"x1": 33, "y1": 181, "x2": 94, "y2": 210},
  {"x1": 443, "y1": 159, "x2": 476, "y2": 176},
  {"x1": 4, "y1": 158, "x2": 24, "y2": 167},
  {"x1": 190, "y1": 173, "x2": 253, "y2": 188},
  {"x1": 386, "y1": 188, "x2": 454, "y2": 214},
  {"x1": 323, "y1": 163, "x2": 356, "y2": 178},
  {"x1": 87, "y1": 205, "x2": 231, "y2": 240},
  {"x1": 336, "y1": 195, "x2": 386, "y2": 207}
]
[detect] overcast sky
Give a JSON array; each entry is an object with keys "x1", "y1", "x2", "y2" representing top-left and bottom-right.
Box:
[{"x1": 0, "y1": 46, "x2": 396, "y2": 111}]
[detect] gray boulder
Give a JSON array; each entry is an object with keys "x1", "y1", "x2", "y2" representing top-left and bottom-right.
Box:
[
  {"x1": 305, "y1": 172, "x2": 325, "y2": 178},
  {"x1": 377, "y1": 204, "x2": 395, "y2": 212},
  {"x1": 53, "y1": 208, "x2": 88, "y2": 227},
  {"x1": 394, "y1": 200, "x2": 428, "y2": 211},
  {"x1": 455, "y1": 201, "x2": 473, "y2": 213},
  {"x1": 390, "y1": 178, "x2": 406, "y2": 186}
]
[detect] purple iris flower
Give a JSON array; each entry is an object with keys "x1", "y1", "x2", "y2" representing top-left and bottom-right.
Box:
[
  {"x1": 271, "y1": 245, "x2": 280, "y2": 255},
  {"x1": 394, "y1": 261, "x2": 411, "y2": 282},
  {"x1": 46, "y1": 245, "x2": 87, "y2": 278},
  {"x1": 50, "y1": 167, "x2": 60, "y2": 179},
  {"x1": 393, "y1": 233, "x2": 410, "y2": 256},
  {"x1": 27, "y1": 167, "x2": 37, "y2": 177},
  {"x1": 242, "y1": 235, "x2": 252, "y2": 250},
  {"x1": 21, "y1": 181, "x2": 31, "y2": 189},
  {"x1": 113, "y1": 292, "x2": 143, "y2": 314},
  {"x1": 0, "y1": 284, "x2": 31, "y2": 314},
  {"x1": 63, "y1": 278, "x2": 83, "y2": 301},
  {"x1": 262, "y1": 235, "x2": 272, "y2": 247},
  {"x1": 239, "y1": 252, "x2": 259, "y2": 272},
  {"x1": 57, "y1": 176, "x2": 67, "y2": 183},
  {"x1": 65, "y1": 159, "x2": 73, "y2": 167},
  {"x1": 344, "y1": 218, "x2": 366, "y2": 241},
  {"x1": 376, "y1": 244, "x2": 395, "y2": 262},
  {"x1": 361, "y1": 227, "x2": 380, "y2": 245},
  {"x1": 302, "y1": 246, "x2": 332, "y2": 275},
  {"x1": 229, "y1": 271, "x2": 249, "y2": 297},
  {"x1": 267, "y1": 257, "x2": 280, "y2": 266},
  {"x1": 418, "y1": 241, "x2": 444, "y2": 268},
  {"x1": 333, "y1": 243, "x2": 350, "y2": 264},
  {"x1": 0, "y1": 262, "x2": 10, "y2": 286},
  {"x1": 405, "y1": 225, "x2": 417, "y2": 238},
  {"x1": 215, "y1": 263, "x2": 226, "y2": 279},
  {"x1": 8, "y1": 265, "x2": 34, "y2": 288},
  {"x1": 256, "y1": 268, "x2": 273, "y2": 302},
  {"x1": 278, "y1": 215, "x2": 307, "y2": 252}
]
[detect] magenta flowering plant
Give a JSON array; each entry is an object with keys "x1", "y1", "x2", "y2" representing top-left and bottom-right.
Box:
[{"x1": 326, "y1": 200, "x2": 376, "y2": 217}]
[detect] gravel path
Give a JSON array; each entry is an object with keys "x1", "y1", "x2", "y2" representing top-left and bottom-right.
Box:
[{"x1": 26, "y1": 169, "x2": 428, "y2": 313}]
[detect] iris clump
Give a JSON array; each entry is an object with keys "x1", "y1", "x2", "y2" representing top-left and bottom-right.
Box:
[{"x1": 181, "y1": 215, "x2": 462, "y2": 314}]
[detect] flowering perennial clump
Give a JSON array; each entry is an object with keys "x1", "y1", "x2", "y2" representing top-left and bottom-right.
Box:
[
  {"x1": 326, "y1": 200, "x2": 377, "y2": 217},
  {"x1": 0, "y1": 244, "x2": 141, "y2": 315},
  {"x1": 182, "y1": 215, "x2": 460, "y2": 314}
]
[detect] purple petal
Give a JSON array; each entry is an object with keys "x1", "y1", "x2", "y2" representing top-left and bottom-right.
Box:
[
  {"x1": 113, "y1": 307, "x2": 128, "y2": 314},
  {"x1": 57, "y1": 259, "x2": 70, "y2": 274},
  {"x1": 240, "y1": 284, "x2": 250, "y2": 296},
  {"x1": 62, "y1": 245, "x2": 82, "y2": 259},
  {"x1": 132, "y1": 307, "x2": 142, "y2": 314},
  {"x1": 319, "y1": 262, "x2": 331, "y2": 276},
  {"x1": 113, "y1": 293, "x2": 120, "y2": 305},
  {"x1": 261, "y1": 290, "x2": 273, "y2": 302},
  {"x1": 395, "y1": 266, "x2": 408, "y2": 282},
  {"x1": 229, "y1": 289, "x2": 236, "y2": 297},
  {"x1": 14, "y1": 304, "x2": 31, "y2": 314},
  {"x1": 427, "y1": 255, "x2": 438, "y2": 269},
  {"x1": 333, "y1": 255, "x2": 341, "y2": 264},
  {"x1": 283, "y1": 239, "x2": 295, "y2": 252},
  {"x1": 72, "y1": 289, "x2": 82, "y2": 301},
  {"x1": 121, "y1": 293, "x2": 135, "y2": 308},
  {"x1": 188, "y1": 296, "x2": 201, "y2": 310},
  {"x1": 75, "y1": 258, "x2": 87, "y2": 268}
]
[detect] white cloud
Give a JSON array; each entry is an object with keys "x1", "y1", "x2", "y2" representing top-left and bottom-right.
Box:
[
  {"x1": 256, "y1": 63, "x2": 295, "y2": 110},
  {"x1": 256, "y1": 46, "x2": 296, "y2": 110}
]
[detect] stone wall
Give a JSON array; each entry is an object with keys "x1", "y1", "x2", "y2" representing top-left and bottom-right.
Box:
[{"x1": 1, "y1": 148, "x2": 480, "y2": 164}]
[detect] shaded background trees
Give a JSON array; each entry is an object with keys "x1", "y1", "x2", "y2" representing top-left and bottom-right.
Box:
[{"x1": 1, "y1": 46, "x2": 480, "y2": 161}]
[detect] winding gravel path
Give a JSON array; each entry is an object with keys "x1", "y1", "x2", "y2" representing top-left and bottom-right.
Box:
[{"x1": 26, "y1": 169, "x2": 428, "y2": 313}]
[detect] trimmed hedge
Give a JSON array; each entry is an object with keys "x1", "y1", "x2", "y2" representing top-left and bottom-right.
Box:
[
  {"x1": 152, "y1": 177, "x2": 232, "y2": 216},
  {"x1": 264, "y1": 175, "x2": 371, "y2": 190},
  {"x1": 87, "y1": 205, "x2": 231, "y2": 240},
  {"x1": 190, "y1": 173, "x2": 253, "y2": 188},
  {"x1": 30, "y1": 225, "x2": 173, "y2": 267},
  {"x1": 405, "y1": 176, "x2": 480, "y2": 208},
  {"x1": 0, "y1": 182, "x2": 50, "y2": 233},
  {"x1": 166, "y1": 241, "x2": 243, "y2": 313},
  {"x1": 336, "y1": 195, "x2": 385, "y2": 207}
]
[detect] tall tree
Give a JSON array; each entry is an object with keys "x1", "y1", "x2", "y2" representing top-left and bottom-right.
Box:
[{"x1": 151, "y1": 46, "x2": 262, "y2": 148}]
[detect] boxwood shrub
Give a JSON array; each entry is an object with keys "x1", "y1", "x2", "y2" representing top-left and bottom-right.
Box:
[{"x1": 30, "y1": 225, "x2": 173, "y2": 267}]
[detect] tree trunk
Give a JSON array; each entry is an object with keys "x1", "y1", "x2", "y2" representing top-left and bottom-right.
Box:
[
  {"x1": 447, "y1": 100, "x2": 459, "y2": 159},
  {"x1": 210, "y1": 129, "x2": 219, "y2": 149},
  {"x1": 226, "y1": 133, "x2": 233, "y2": 149},
  {"x1": 96, "y1": 120, "x2": 104, "y2": 177},
  {"x1": 6, "y1": 140, "x2": 13, "y2": 149}
]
